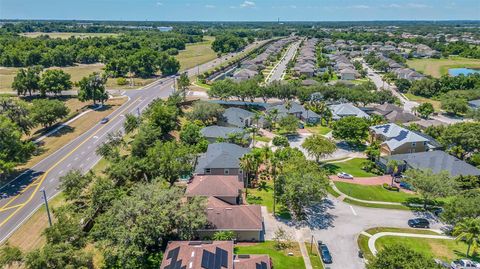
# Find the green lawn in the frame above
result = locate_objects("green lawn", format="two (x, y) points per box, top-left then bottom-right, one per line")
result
(305, 125), (332, 135)
(376, 236), (479, 263)
(305, 242), (324, 269)
(406, 56), (480, 78)
(177, 36), (217, 71)
(234, 241), (305, 269)
(323, 158), (378, 177)
(343, 198), (412, 210)
(247, 180), (291, 219)
(255, 136), (272, 143)
(334, 181), (417, 203)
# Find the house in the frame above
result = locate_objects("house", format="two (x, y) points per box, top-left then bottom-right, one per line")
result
(195, 143), (251, 178)
(379, 151), (480, 177)
(198, 197), (264, 241)
(468, 99), (480, 110)
(329, 103), (370, 120)
(232, 69), (258, 82)
(369, 123), (433, 155)
(393, 68), (425, 81)
(339, 68), (358, 80)
(266, 102), (320, 123)
(201, 126), (249, 144)
(373, 103), (419, 123)
(160, 241), (272, 269)
(185, 175), (244, 205)
(219, 107), (255, 128)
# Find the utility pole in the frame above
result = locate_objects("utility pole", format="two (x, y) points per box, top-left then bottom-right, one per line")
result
(40, 189), (52, 227)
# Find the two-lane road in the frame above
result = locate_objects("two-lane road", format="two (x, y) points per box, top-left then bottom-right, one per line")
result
(0, 44), (263, 243)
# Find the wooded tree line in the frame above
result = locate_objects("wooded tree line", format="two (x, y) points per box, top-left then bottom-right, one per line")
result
(0, 31), (196, 69)
(207, 78), (398, 106)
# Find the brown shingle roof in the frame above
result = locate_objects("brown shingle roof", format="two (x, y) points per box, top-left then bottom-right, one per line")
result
(186, 175), (244, 198)
(203, 199), (263, 231)
(160, 241), (234, 269)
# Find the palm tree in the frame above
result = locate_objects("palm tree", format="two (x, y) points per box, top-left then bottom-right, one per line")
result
(453, 218), (480, 257)
(240, 154), (254, 197)
(387, 160), (401, 186)
(250, 112), (261, 147)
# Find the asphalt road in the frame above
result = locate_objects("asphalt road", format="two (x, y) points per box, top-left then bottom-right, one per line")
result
(307, 197), (444, 269)
(267, 39), (301, 83)
(0, 48), (253, 244)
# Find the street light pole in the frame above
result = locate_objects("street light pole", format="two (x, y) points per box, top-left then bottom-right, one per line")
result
(40, 189), (52, 227)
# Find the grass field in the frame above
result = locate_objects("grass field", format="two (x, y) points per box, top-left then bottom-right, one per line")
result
(407, 56), (480, 78)
(376, 236), (478, 263)
(323, 158), (378, 177)
(20, 32), (119, 39)
(334, 181), (417, 203)
(305, 125), (332, 135)
(247, 180), (291, 219)
(177, 36), (217, 71)
(306, 242), (325, 269)
(404, 93), (442, 111)
(234, 241), (305, 269)
(343, 197), (412, 210)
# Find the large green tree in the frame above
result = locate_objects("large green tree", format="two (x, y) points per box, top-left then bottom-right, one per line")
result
(92, 184), (207, 268)
(442, 190), (480, 224)
(415, 102), (434, 119)
(452, 217), (480, 258)
(186, 101), (224, 125)
(12, 66), (42, 96)
(332, 116), (370, 145)
(77, 72), (108, 105)
(368, 244), (440, 269)
(404, 169), (457, 209)
(31, 99), (70, 128)
(0, 97), (35, 135)
(302, 134), (336, 163)
(39, 69), (72, 96)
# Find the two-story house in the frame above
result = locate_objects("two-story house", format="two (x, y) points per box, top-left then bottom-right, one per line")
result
(369, 123), (433, 155)
(194, 143), (251, 179)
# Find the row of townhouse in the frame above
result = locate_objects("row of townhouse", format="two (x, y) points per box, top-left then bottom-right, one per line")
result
(328, 54), (360, 80)
(293, 38), (318, 77)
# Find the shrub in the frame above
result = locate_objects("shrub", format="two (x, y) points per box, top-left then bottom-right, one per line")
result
(116, 77), (127, 86)
(383, 183), (399, 192)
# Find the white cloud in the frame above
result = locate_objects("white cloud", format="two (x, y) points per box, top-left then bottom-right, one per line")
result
(382, 3), (402, 8)
(289, 5), (297, 9)
(240, 1), (256, 8)
(205, 4), (215, 8)
(407, 3), (429, 8)
(156, 2), (163, 6)
(348, 4), (370, 9)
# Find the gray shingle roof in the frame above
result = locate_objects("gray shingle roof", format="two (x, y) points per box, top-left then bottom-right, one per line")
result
(329, 103), (370, 120)
(201, 126), (246, 139)
(221, 107), (254, 128)
(384, 151), (480, 177)
(195, 143), (250, 173)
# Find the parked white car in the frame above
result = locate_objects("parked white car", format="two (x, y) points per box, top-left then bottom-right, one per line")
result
(337, 172), (354, 179)
(451, 259), (480, 269)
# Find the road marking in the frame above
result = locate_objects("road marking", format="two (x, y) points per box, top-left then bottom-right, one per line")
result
(59, 170), (63, 175)
(81, 151), (85, 155)
(67, 163), (72, 168)
(49, 178), (55, 183)
(93, 136), (99, 139)
(74, 157), (78, 161)
(86, 157), (90, 161)
(0, 203), (24, 212)
(349, 205), (357, 216)
(0, 97), (141, 229)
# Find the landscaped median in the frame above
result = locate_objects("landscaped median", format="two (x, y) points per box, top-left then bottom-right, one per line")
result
(357, 227), (477, 265)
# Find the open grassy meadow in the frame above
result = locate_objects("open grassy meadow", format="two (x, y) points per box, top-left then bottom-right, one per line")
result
(177, 36), (217, 71)
(407, 57), (480, 78)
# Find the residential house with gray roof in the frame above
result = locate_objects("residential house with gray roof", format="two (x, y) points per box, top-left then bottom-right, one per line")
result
(373, 103), (419, 123)
(266, 101), (320, 124)
(329, 103), (370, 120)
(201, 125), (249, 144)
(369, 123), (434, 155)
(219, 107), (255, 128)
(195, 143), (250, 178)
(379, 151), (480, 177)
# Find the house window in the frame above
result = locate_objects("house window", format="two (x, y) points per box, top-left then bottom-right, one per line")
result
(423, 141), (427, 146)
(224, 169), (230, 175)
(205, 168), (211, 174)
(412, 142), (416, 147)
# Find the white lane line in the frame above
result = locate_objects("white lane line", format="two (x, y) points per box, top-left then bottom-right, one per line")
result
(49, 178), (55, 183)
(93, 136), (99, 139)
(87, 146), (91, 149)
(74, 157), (78, 161)
(58, 170), (64, 175)
(67, 163), (72, 167)
(81, 151), (85, 155)
(350, 205), (357, 216)
(86, 157), (90, 161)
(79, 163), (84, 168)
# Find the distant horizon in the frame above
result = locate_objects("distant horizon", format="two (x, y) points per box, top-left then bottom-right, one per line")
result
(1, 0), (479, 22)
(2, 19), (480, 23)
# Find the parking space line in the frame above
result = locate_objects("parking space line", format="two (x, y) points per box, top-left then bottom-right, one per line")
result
(350, 205), (357, 216)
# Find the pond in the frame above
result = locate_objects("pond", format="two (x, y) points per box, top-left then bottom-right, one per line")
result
(448, 67), (480, 76)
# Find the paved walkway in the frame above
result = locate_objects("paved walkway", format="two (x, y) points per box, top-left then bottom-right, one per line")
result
(368, 231), (452, 256)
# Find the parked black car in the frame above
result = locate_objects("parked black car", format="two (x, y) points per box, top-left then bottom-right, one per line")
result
(408, 218), (430, 228)
(318, 242), (332, 264)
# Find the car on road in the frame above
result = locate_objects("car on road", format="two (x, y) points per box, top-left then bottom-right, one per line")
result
(1, 193), (8, 199)
(100, 117), (109, 124)
(337, 172), (354, 179)
(451, 259), (480, 268)
(318, 242), (332, 264)
(408, 218), (430, 228)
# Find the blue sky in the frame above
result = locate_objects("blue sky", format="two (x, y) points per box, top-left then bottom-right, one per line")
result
(0, 0), (479, 21)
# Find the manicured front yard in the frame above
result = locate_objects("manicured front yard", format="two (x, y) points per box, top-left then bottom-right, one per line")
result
(323, 158), (378, 177)
(305, 125), (332, 135)
(334, 181), (417, 203)
(234, 241), (305, 269)
(376, 236), (479, 263)
(247, 180), (291, 219)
